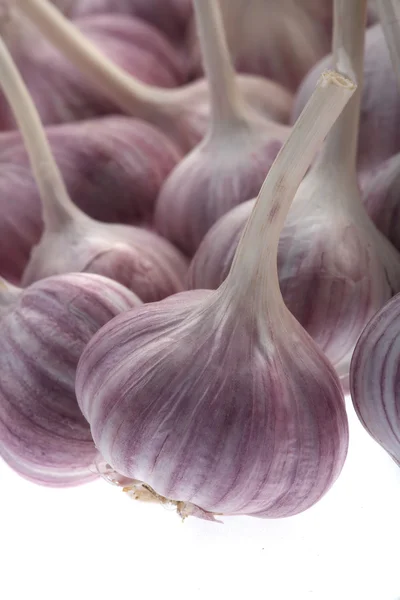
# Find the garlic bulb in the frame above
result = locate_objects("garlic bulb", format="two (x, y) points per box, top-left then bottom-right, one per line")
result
(76, 71), (354, 520)
(0, 34), (188, 300)
(154, 0), (289, 256)
(16, 0), (293, 152)
(350, 292), (400, 467)
(190, 0), (400, 390)
(0, 115), (181, 284)
(0, 272), (141, 486)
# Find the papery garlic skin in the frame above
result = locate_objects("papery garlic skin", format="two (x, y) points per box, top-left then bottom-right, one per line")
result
(154, 121), (287, 256)
(188, 199), (253, 290)
(350, 293), (400, 467)
(76, 289), (348, 518)
(21, 220), (188, 303)
(75, 68), (355, 519)
(190, 176), (400, 387)
(277, 174), (400, 385)
(0, 273), (141, 486)
(154, 0), (289, 257)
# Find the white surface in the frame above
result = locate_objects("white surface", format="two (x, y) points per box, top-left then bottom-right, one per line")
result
(1, 397), (399, 600)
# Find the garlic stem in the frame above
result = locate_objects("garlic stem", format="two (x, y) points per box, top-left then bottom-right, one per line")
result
(319, 0), (367, 174)
(225, 71), (356, 307)
(192, 0), (243, 128)
(0, 34), (81, 231)
(376, 0), (400, 87)
(14, 0), (171, 121)
(0, 276), (21, 314)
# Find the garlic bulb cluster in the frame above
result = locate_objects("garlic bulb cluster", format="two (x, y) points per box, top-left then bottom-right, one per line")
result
(350, 292), (400, 467)
(0, 2), (187, 130)
(154, 0), (289, 256)
(0, 273), (141, 486)
(190, 0), (400, 390)
(0, 34), (187, 300)
(76, 72), (353, 520)
(16, 0), (293, 153)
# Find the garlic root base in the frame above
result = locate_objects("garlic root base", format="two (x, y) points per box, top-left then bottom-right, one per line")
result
(96, 460), (222, 522)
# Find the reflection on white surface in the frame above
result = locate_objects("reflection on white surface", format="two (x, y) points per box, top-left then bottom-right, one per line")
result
(1, 397), (399, 600)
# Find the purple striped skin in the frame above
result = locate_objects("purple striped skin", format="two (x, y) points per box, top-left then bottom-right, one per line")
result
(0, 14), (186, 132)
(0, 272), (141, 487)
(292, 25), (400, 178)
(363, 154), (400, 254)
(76, 289), (348, 519)
(21, 217), (188, 303)
(350, 294), (400, 467)
(154, 120), (289, 257)
(0, 116), (182, 285)
(189, 182), (400, 389)
(188, 200), (252, 289)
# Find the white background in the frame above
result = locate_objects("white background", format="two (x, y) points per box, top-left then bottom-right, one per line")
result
(1, 396), (399, 600)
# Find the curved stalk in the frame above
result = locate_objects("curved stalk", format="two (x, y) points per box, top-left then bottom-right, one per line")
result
(0, 34), (81, 231)
(225, 71), (356, 308)
(318, 0), (368, 175)
(14, 0), (174, 120)
(192, 0), (243, 130)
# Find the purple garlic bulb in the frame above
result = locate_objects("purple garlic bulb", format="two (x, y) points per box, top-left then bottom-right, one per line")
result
(350, 292), (400, 467)
(0, 115), (181, 285)
(17, 0), (293, 153)
(191, 0), (400, 390)
(76, 71), (353, 520)
(0, 37), (187, 300)
(154, 0), (289, 256)
(0, 272), (141, 486)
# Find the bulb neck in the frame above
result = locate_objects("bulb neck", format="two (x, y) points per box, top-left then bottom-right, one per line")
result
(193, 0), (245, 131)
(0, 31), (85, 233)
(222, 72), (356, 317)
(321, 0), (367, 171)
(0, 277), (21, 317)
